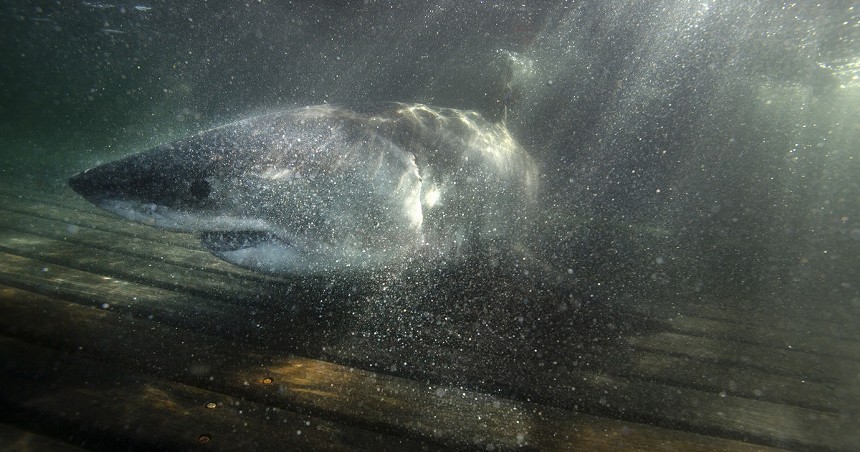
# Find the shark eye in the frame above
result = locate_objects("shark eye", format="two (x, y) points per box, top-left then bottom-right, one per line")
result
(189, 178), (211, 200)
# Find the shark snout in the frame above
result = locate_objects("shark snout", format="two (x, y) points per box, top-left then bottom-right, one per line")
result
(68, 167), (112, 203)
(69, 151), (212, 209)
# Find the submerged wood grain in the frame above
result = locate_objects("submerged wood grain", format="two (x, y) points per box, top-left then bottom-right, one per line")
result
(0, 337), (430, 452)
(0, 284), (783, 451)
(1, 187), (857, 449)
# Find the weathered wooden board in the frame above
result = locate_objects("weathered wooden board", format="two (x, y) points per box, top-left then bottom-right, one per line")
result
(0, 245), (853, 414)
(0, 278), (852, 449)
(627, 332), (860, 385)
(5, 187), (856, 341)
(0, 233), (853, 405)
(0, 284), (781, 451)
(633, 294), (860, 342)
(0, 337), (432, 451)
(4, 190), (856, 358)
(617, 349), (852, 413)
(0, 189), (202, 250)
(654, 313), (860, 361)
(0, 194), (852, 359)
(0, 422), (88, 452)
(0, 254), (848, 448)
(0, 226), (277, 300)
(1, 187), (857, 450)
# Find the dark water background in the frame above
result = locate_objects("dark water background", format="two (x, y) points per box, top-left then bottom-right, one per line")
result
(1, 0), (859, 419)
(3, 0), (857, 299)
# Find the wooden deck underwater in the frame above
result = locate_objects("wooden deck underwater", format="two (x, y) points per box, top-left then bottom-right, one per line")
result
(0, 186), (857, 451)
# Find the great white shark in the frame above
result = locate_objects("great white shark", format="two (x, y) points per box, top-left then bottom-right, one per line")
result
(69, 103), (539, 276)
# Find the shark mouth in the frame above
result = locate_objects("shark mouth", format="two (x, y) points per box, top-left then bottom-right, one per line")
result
(199, 230), (292, 252)
(198, 230), (307, 274)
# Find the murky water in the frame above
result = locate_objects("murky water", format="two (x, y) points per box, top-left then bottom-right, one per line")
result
(1, 1), (858, 449)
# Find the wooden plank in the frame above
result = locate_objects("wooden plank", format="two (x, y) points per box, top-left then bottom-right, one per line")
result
(4, 187), (857, 352)
(0, 189), (200, 250)
(1, 246), (852, 415)
(1, 239), (855, 408)
(635, 296), (860, 342)
(0, 337), (430, 451)
(0, 423), (88, 452)
(0, 207), (296, 289)
(0, 191), (303, 288)
(0, 213), (369, 303)
(656, 313), (860, 362)
(0, 251), (251, 338)
(0, 283), (833, 450)
(3, 196), (856, 368)
(616, 349), (854, 413)
(0, 289), (784, 450)
(0, 249), (362, 356)
(3, 187), (858, 335)
(0, 227), (292, 302)
(628, 332), (860, 385)
(1, 189), (855, 448)
(325, 334), (859, 450)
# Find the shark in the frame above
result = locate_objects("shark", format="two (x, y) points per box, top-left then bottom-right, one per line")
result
(69, 103), (538, 276)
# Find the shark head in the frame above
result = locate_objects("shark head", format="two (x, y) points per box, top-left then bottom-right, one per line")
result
(69, 141), (221, 229)
(69, 107), (427, 275)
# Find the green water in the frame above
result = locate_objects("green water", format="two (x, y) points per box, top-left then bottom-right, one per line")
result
(1, 0), (858, 392)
